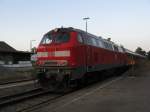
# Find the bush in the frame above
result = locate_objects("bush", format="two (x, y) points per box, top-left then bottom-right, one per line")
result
(147, 51), (150, 60)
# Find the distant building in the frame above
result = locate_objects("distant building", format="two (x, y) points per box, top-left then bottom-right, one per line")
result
(0, 41), (32, 65)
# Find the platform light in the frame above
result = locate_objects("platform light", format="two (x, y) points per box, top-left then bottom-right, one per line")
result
(54, 50), (70, 57)
(83, 17), (90, 33)
(30, 40), (36, 52)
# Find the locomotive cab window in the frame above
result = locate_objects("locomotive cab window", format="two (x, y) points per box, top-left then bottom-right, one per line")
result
(54, 33), (70, 43)
(40, 33), (70, 44)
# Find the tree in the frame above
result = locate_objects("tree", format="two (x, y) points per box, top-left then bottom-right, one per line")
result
(147, 51), (150, 60)
(31, 47), (37, 53)
(135, 47), (146, 56)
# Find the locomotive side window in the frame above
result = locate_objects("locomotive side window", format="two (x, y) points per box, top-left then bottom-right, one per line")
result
(97, 40), (104, 48)
(77, 34), (83, 43)
(91, 38), (97, 47)
(84, 36), (93, 46)
(82, 33), (105, 48)
(82, 34), (88, 45)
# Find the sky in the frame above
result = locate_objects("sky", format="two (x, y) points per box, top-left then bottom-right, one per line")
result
(0, 0), (150, 51)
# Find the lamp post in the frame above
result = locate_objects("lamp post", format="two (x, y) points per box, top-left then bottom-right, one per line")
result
(83, 17), (90, 33)
(30, 40), (36, 52)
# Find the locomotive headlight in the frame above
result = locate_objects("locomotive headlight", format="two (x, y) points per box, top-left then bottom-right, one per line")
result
(37, 50), (70, 57)
(54, 50), (70, 57)
(37, 52), (48, 57)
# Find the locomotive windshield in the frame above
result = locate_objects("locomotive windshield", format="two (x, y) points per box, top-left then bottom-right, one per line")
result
(41, 34), (53, 44)
(40, 33), (70, 44)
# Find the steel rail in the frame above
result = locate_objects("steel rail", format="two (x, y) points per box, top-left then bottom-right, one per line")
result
(0, 88), (47, 107)
(0, 79), (37, 85)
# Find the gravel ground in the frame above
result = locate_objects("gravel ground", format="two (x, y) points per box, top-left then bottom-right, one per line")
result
(0, 66), (36, 84)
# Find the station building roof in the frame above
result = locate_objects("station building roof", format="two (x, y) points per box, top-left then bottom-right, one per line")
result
(0, 41), (17, 53)
(0, 41), (31, 54)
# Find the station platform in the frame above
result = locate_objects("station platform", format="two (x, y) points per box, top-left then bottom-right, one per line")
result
(36, 62), (150, 112)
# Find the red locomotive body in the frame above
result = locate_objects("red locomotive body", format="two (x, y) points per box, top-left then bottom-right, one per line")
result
(35, 27), (141, 90)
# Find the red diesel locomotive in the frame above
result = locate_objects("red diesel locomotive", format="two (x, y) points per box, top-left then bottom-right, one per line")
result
(35, 27), (142, 90)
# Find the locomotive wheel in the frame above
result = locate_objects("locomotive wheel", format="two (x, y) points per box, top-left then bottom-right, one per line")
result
(76, 74), (88, 88)
(56, 76), (71, 93)
(37, 73), (72, 93)
(37, 73), (59, 91)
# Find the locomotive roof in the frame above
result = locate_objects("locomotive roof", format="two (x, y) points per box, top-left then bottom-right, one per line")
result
(45, 27), (86, 35)
(46, 27), (142, 52)
(66, 28), (121, 46)
(45, 27), (124, 47)
(45, 27), (109, 41)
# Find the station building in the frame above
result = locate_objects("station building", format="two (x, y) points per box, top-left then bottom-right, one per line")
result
(0, 41), (31, 65)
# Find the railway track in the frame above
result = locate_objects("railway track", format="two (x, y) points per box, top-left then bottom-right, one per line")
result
(0, 71), (127, 112)
(0, 88), (45, 107)
(0, 79), (39, 98)
(0, 78), (64, 111)
(0, 87), (64, 112)
(0, 79), (37, 86)
(16, 74), (123, 112)
(18, 93), (63, 112)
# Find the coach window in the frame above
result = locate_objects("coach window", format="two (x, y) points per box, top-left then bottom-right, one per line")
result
(114, 45), (119, 52)
(77, 34), (83, 43)
(106, 43), (110, 49)
(118, 47), (123, 52)
(104, 42), (108, 49)
(108, 43), (113, 50)
(121, 46), (125, 52)
(103, 42), (106, 49)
